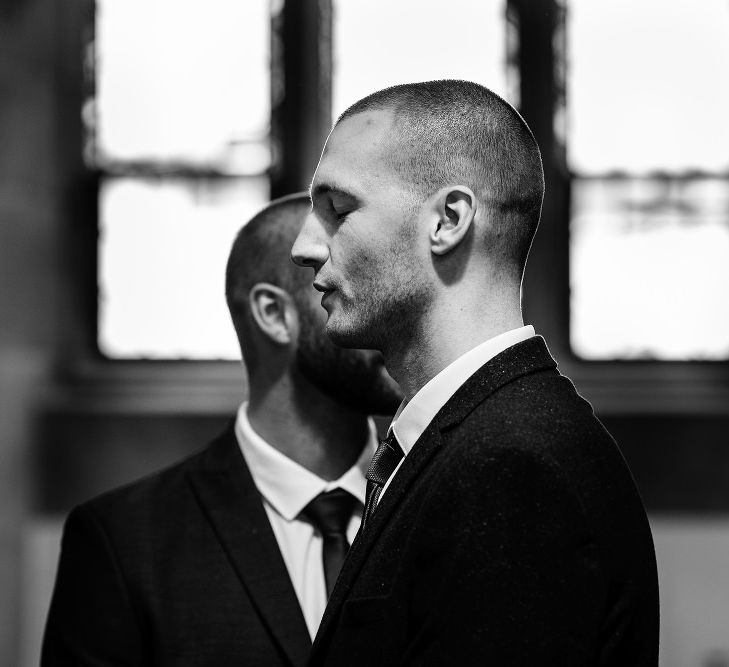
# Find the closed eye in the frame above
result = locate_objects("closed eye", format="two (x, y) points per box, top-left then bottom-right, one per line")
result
(310, 183), (361, 225)
(333, 207), (352, 223)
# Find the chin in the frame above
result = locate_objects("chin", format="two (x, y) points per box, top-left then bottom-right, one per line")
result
(324, 318), (375, 350)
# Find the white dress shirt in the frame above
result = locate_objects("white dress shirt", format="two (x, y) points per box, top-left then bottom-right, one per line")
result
(234, 403), (377, 639)
(381, 325), (536, 499)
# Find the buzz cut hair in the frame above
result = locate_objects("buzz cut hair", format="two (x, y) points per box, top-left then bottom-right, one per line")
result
(338, 79), (545, 275)
(225, 192), (311, 370)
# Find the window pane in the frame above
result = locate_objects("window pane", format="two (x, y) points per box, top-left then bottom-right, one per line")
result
(568, 0), (729, 174)
(332, 0), (509, 118)
(93, 0), (270, 172)
(98, 177), (268, 359)
(568, 0), (729, 360)
(570, 177), (729, 360)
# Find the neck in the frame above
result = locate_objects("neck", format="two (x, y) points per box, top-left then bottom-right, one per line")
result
(384, 290), (523, 401)
(247, 372), (370, 481)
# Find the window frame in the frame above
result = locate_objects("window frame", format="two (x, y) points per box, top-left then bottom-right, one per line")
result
(53, 0), (729, 417)
(511, 0), (729, 416)
(52, 0), (333, 414)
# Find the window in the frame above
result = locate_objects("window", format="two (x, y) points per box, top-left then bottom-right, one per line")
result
(56, 0), (729, 413)
(93, 0), (271, 359)
(331, 0), (508, 117)
(567, 0), (729, 360)
(94, 0), (511, 360)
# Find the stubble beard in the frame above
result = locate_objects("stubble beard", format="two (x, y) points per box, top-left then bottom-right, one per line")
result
(294, 292), (403, 415)
(324, 274), (426, 358)
(327, 211), (426, 355)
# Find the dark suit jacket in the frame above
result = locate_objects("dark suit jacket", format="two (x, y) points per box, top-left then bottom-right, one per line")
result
(311, 337), (659, 666)
(42, 425), (312, 667)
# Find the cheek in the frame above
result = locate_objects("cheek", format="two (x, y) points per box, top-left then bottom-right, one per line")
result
(333, 218), (420, 295)
(332, 233), (377, 280)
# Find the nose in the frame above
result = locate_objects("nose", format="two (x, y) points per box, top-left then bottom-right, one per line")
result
(291, 213), (329, 271)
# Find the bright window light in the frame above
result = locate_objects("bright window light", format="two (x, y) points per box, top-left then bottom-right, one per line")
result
(94, 0), (271, 359)
(94, 0), (270, 172)
(98, 177), (268, 360)
(332, 0), (509, 118)
(569, 0), (729, 359)
(570, 177), (729, 360)
(568, 0), (729, 174)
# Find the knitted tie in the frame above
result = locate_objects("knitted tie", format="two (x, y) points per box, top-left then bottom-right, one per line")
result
(301, 489), (358, 598)
(362, 433), (403, 530)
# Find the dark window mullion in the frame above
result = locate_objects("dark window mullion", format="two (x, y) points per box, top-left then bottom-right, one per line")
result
(507, 0), (570, 356)
(270, 0), (333, 198)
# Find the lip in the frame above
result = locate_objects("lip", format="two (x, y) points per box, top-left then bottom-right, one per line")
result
(319, 289), (333, 306)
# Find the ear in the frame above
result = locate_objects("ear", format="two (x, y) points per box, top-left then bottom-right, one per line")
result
(249, 283), (299, 346)
(429, 187), (477, 256)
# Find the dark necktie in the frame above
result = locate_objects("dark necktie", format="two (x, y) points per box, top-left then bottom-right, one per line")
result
(301, 489), (358, 598)
(362, 433), (404, 530)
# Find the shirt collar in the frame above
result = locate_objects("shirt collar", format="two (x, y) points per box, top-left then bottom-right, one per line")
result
(234, 402), (376, 521)
(391, 325), (535, 455)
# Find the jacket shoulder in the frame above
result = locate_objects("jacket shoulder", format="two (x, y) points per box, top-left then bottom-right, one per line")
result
(74, 424), (239, 536)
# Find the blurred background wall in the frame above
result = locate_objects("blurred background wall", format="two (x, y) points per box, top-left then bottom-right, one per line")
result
(1, 0), (58, 660)
(1, 0), (728, 665)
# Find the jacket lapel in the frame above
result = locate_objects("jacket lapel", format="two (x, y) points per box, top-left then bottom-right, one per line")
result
(436, 335), (558, 431)
(312, 336), (559, 655)
(313, 419), (443, 652)
(187, 426), (311, 667)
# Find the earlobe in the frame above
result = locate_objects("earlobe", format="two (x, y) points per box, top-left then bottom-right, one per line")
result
(430, 187), (476, 256)
(249, 283), (297, 345)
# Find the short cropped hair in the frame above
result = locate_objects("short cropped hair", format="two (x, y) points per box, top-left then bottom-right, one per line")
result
(225, 193), (310, 370)
(339, 80), (545, 274)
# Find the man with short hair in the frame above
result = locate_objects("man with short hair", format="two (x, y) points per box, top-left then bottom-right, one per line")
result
(292, 80), (659, 665)
(42, 193), (402, 666)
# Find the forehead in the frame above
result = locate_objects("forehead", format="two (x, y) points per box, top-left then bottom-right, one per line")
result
(312, 109), (398, 195)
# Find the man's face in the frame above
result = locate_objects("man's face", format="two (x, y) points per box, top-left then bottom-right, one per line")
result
(293, 281), (403, 415)
(291, 110), (429, 352)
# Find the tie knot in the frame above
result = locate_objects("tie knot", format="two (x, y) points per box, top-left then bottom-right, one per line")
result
(365, 433), (404, 487)
(301, 489), (357, 537)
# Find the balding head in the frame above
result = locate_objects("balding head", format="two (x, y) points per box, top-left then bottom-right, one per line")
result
(338, 80), (545, 275)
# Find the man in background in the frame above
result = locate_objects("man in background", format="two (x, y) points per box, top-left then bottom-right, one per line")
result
(42, 193), (402, 666)
(292, 80), (659, 665)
